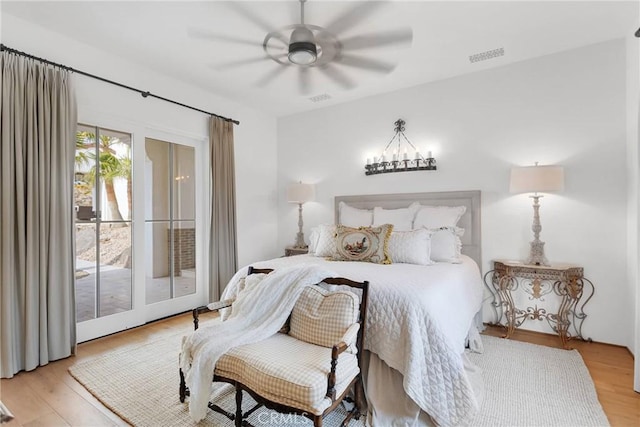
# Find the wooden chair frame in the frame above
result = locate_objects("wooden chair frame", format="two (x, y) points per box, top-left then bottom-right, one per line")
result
(179, 267), (369, 427)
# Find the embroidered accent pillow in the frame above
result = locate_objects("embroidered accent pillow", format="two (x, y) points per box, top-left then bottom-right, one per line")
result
(388, 229), (433, 265)
(289, 286), (359, 348)
(414, 205), (466, 229)
(372, 202), (420, 232)
(429, 226), (464, 263)
(313, 224), (337, 257)
(332, 224), (393, 264)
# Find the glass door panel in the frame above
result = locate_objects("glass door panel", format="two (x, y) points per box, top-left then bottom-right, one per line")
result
(173, 145), (196, 298)
(75, 124), (132, 322)
(145, 138), (196, 304)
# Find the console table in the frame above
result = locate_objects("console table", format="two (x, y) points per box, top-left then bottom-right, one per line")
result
(484, 260), (594, 349)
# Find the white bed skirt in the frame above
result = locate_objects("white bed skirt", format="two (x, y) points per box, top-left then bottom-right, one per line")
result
(362, 350), (485, 427)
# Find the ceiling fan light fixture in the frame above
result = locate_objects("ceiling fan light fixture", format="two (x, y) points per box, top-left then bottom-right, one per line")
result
(288, 25), (317, 65)
(288, 41), (317, 65)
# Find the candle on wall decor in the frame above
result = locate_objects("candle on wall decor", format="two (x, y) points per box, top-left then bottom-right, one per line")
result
(363, 119), (437, 176)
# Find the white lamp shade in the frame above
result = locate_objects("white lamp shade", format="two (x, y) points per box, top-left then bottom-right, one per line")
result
(287, 182), (315, 203)
(510, 165), (564, 193)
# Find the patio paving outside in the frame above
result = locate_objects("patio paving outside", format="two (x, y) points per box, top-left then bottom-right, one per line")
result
(75, 261), (196, 322)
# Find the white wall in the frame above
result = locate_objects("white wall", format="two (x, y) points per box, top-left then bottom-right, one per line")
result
(628, 30), (640, 389)
(277, 40), (632, 347)
(2, 13), (280, 278)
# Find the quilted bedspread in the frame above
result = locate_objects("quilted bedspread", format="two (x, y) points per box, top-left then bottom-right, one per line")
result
(221, 255), (484, 426)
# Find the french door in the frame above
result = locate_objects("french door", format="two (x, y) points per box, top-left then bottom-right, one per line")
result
(74, 124), (208, 342)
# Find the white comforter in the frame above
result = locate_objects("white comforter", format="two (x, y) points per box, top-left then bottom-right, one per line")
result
(221, 255), (483, 426)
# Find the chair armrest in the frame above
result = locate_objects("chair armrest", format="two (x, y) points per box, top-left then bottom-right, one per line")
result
(339, 323), (360, 348)
(206, 299), (234, 312)
(326, 341), (349, 400)
(192, 299), (234, 330)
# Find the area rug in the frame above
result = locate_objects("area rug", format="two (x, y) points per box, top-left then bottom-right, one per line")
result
(69, 325), (609, 427)
(467, 337), (609, 427)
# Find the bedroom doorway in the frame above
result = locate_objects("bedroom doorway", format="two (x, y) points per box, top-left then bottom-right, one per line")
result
(74, 124), (208, 342)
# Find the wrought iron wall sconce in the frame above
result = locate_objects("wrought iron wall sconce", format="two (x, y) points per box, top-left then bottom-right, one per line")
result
(364, 119), (437, 176)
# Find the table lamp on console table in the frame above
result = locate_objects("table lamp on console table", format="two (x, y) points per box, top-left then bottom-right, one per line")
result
(510, 162), (564, 266)
(287, 182), (315, 249)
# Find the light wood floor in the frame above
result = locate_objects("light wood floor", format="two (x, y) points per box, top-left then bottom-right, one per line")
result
(1, 316), (638, 426)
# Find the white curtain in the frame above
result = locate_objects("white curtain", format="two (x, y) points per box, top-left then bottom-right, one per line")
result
(209, 116), (238, 301)
(0, 52), (77, 378)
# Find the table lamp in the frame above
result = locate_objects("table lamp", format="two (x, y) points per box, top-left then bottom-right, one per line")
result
(287, 182), (315, 248)
(510, 163), (564, 266)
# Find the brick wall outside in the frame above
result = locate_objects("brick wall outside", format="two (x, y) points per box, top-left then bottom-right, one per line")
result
(168, 227), (195, 275)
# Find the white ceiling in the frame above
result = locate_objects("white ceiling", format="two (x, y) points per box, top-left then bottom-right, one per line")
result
(2, 1), (638, 117)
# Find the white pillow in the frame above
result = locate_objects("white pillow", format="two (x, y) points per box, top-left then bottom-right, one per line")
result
(314, 224), (337, 257)
(388, 229), (433, 265)
(308, 226), (320, 254)
(372, 202), (420, 232)
(414, 205), (466, 229)
(429, 226), (464, 263)
(339, 202), (373, 227)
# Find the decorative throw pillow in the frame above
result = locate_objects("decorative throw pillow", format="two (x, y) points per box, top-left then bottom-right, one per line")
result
(308, 226), (320, 254)
(332, 224), (393, 264)
(372, 202), (420, 232)
(314, 224), (337, 257)
(289, 286), (359, 348)
(414, 205), (466, 229)
(388, 229), (433, 265)
(339, 201), (373, 228)
(429, 226), (464, 263)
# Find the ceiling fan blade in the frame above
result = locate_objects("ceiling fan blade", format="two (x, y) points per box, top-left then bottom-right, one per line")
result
(336, 54), (397, 74)
(324, 1), (385, 36)
(298, 67), (311, 95)
(225, 2), (288, 46)
(212, 56), (271, 71)
(188, 28), (263, 48)
(318, 64), (355, 90)
(341, 29), (413, 51)
(255, 65), (288, 87)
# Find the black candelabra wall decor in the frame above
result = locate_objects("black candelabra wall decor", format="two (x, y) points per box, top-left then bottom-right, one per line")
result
(364, 119), (437, 176)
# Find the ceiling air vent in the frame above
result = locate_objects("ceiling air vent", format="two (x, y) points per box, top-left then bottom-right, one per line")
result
(469, 48), (505, 64)
(308, 93), (332, 103)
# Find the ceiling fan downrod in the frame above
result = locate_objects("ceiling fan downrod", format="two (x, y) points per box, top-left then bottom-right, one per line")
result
(288, 0), (318, 66)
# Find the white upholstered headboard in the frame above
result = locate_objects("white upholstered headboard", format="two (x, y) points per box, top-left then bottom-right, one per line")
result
(334, 191), (482, 267)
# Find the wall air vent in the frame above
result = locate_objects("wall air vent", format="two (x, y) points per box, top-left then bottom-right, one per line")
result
(308, 93), (332, 103)
(469, 47), (505, 64)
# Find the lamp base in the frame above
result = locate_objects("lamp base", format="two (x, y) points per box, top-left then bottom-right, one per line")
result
(525, 240), (549, 266)
(293, 232), (307, 249)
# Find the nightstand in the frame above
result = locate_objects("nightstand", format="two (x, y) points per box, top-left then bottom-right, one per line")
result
(284, 246), (309, 257)
(484, 259), (594, 349)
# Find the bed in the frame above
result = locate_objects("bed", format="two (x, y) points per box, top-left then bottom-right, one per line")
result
(220, 191), (484, 426)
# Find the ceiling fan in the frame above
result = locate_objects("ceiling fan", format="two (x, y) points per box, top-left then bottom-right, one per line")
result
(189, 0), (413, 95)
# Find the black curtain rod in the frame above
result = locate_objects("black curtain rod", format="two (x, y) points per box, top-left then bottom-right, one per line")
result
(0, 44), (239, 125)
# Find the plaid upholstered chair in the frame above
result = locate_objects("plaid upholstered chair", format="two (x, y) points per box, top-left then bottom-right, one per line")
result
(180, 267), (369, 427)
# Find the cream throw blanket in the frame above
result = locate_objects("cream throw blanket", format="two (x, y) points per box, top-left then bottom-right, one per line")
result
(179, 265), (334, 422)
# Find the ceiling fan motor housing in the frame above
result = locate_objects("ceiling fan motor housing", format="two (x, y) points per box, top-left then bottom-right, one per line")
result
(288, 25), (317, 65)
